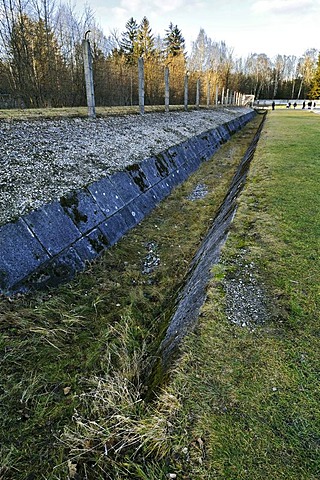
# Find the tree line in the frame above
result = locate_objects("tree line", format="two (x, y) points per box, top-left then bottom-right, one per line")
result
(0, 0), (319, 108)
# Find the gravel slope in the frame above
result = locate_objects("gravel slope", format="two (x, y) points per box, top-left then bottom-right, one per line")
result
(0, 107), (252, 226)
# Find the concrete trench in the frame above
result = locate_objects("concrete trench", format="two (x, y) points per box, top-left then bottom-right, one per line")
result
(157, 111), (267, 372)
(0, 110), (256, 296)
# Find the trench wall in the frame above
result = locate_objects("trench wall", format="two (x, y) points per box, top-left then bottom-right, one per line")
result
(0, 110), (256, 294)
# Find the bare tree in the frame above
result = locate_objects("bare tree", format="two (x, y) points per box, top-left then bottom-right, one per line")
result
(296, 49), (318, 99)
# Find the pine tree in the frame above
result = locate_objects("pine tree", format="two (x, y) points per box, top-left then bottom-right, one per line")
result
(136, 16), (154, 58)
(120, 17), (139, 60)
(163, 23), (186, 104)
(164, 22), (185, 57)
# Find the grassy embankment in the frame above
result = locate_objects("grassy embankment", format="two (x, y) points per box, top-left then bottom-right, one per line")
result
(1, 110), (319, 479)
(0, 113), (262, 479)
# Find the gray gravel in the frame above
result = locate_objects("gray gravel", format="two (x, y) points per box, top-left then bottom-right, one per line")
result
(223, 251), (270, 329)
(0, 107), (252, 226)
(186, 183), (209, 201)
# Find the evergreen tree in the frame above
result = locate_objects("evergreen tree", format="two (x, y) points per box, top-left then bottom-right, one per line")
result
(136, 16), (154, 58)
(163, 23), (186, 104)
(164, 22), (185, 57)
(120, 17), (139, 60)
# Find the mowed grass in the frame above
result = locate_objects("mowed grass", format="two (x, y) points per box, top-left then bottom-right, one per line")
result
(0, 115), (263, 479)
(159, 109), (320, 479)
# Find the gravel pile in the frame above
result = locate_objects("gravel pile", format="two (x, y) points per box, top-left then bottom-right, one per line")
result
(0, 107), (251, 226)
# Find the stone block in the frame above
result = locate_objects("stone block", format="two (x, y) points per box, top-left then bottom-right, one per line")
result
(118, 205), (140, 230)
(172, 167), (189, 184)
(217, 124), (231, 142)
(165, 170), (182, 190)
(125, 200), (145, 225)
(126, 164), (151, 192)
(189, 135), (203, 156)
(154, 178), (172, 199)
(165, 150), (179, 171)
(153, 151), (177, 178)
(130, 190), (158, 217)
(0, 219), (50, 291)
(230, 118), (241, 132)
(109, 170), (141, 203)
(208, 129), (224, 147)
(28, 247), (85, 290)
(88, 176), (125, 217)
(99, 213), (131, 246)
(24, 201), (81, 256)
(199, 132), (212, 151)
(149, 182), (167, 203)
(166, 144), (187, 167)
(180, 139), (198, 161)
(139, 157), (162, 187)
(74, 228), (109, 262)
(60, 189), (105, 234)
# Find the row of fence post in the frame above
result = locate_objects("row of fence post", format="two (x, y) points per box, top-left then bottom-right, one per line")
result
(83, 38), (246, 118)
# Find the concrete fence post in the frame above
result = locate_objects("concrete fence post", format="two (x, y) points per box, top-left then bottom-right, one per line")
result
(196, 78), (200, 108)
(215, 85), (219, 105)
(138, 57), (145, 115)
(207, 80), (210, 107)
(184, 73), (189, 111)
(82, 33), (96, 118)
(165, 66), (170, 113)
(221, 87), (225, 106)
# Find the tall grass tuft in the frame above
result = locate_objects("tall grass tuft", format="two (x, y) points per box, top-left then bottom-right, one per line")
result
(61, 316), (181, 476)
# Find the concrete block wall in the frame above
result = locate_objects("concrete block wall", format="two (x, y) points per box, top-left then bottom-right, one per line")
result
(0, 110), (256, 294)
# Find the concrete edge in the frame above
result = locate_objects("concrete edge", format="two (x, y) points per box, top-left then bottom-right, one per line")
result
(0, 110), (256, 295)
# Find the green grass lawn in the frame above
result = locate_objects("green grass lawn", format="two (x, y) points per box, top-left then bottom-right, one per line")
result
(0, 110), (319, 479)
(160, 109), (320, 479)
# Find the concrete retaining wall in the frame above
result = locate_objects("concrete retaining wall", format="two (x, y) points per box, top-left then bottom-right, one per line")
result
(0, 110), (256, 295)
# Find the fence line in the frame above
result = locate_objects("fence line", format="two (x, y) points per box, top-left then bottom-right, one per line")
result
(1, 39), (252, 112)
(82, 38), (252, 116)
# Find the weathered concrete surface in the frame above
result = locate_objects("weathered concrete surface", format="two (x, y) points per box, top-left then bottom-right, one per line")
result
(0, 109), (256, 295)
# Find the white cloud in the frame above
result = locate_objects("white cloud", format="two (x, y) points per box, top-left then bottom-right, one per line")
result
(252, 0), (318, 15)
(152, 0), (205, 13)
(110, 0), (205, 20)
(110, 0), (147, 28)
(119, 0), (144, 8)
(152, 0), (184, 12)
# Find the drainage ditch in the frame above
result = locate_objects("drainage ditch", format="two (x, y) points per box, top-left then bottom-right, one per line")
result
(144, 111), (267, 395)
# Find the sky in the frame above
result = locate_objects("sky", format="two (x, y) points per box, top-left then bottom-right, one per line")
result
(76, 0), (320, 59)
